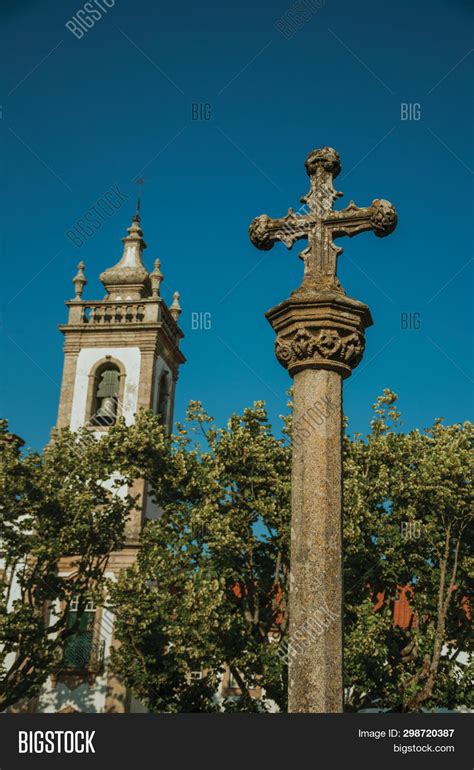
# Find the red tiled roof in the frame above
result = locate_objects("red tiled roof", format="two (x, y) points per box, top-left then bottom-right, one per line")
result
(374, 584), (470, 629)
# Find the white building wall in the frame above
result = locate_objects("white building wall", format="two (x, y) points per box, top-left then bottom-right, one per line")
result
(0, 558), (25, 674)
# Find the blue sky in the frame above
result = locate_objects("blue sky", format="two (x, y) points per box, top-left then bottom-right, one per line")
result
(1, 0), (473, 451)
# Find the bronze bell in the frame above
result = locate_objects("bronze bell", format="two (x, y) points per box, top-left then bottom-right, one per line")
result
(92, 367), (119, 425)
(95, 396), (117, 423)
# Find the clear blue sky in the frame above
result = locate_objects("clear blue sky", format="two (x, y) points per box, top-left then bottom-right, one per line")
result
(1, 0), (473, 451)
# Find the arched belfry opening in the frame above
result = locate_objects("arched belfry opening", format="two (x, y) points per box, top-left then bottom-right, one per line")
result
(90, 363), (121, 426)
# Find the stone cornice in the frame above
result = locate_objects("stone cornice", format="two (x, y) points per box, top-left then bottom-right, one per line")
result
(60, 325), (186, 365)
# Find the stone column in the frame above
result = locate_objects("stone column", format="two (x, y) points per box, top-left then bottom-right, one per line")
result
(290, 367), (342, 712)
(266, 290), (372, 713)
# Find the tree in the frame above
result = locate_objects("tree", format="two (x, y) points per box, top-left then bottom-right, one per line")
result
(343, 391), (473, 712)
(3, 391), (471, 713)
(109, 394), (472, 712)
(0, 420), (133, 711)
(107, 403), (290, 712)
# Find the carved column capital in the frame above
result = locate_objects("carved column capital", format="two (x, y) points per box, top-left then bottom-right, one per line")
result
(275, 326), (365, 377)
(266, 290), (372, 379)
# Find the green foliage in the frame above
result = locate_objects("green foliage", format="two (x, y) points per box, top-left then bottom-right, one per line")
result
(343, 391), (473, 711)
(109, 394), (472, 712)
(1, 390), (472, 713)
(108, 403), (291, 712)
(0, 420), (134, 710)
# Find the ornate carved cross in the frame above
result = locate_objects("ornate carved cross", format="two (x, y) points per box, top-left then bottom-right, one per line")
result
(249, 146), (397, 293)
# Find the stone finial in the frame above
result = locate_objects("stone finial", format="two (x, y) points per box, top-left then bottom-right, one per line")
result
(99, 214), (149, 300)
(72, 261), (87, 299)
(169, 291), (182, 322)
(150, 258), (164, 297)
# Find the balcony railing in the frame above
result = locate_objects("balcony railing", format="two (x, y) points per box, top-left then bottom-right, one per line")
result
(64, 298), (180, 338)
(61, 635), (106, 673)
(82, 303), (146, 324)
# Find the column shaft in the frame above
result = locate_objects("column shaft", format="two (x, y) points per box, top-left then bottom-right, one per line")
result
(288, 368), (343, 713)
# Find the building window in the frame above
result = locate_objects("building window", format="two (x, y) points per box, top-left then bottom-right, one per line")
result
(228, 670), (239, 689)
(157, 371), (170, 427)
(90, 364), (120, 426)
(188, 668), (203, 683)
(221, 666), (241, 696)
(63, 598), (96, 670)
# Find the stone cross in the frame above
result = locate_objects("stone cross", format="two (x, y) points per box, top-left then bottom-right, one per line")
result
(249, 147), (397, 713)
(250, 146), (397, 294)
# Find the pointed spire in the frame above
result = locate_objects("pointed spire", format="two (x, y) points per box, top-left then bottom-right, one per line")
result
(150, 258), (163, 297)
(72, 261), (87, 299)
(99, 212), (149, 300)
(170, 291), (182, 322)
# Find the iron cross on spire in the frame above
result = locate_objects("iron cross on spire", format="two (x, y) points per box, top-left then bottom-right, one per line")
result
(249, 146), (397, 293)
(134, 176), (145, 221)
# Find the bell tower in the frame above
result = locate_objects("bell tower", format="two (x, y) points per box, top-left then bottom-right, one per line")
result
(35, 207), (185, 714)
(56, 207), (185, 542)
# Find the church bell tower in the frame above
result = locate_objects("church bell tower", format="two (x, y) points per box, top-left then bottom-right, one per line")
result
(56, 207), (185, 539)
(41, 206), (185, 713)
